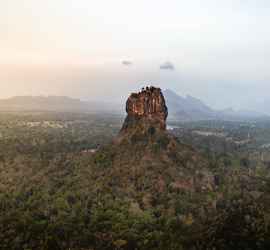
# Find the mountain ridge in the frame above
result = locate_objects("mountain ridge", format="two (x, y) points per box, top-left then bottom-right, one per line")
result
(0, 95), (122, 113)
(0, 91), (267, 120)
(163, 89), (268, 121)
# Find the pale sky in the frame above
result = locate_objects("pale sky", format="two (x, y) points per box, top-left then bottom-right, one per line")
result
(1, 0), (270, 111)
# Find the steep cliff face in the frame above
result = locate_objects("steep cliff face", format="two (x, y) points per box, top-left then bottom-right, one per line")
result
(92, 86), (215, 217)
(121, 87), (168, 134)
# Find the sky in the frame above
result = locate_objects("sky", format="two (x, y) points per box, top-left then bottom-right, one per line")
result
(1, 0), (270, 111)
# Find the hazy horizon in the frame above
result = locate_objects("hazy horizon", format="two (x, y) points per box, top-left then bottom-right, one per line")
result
(2, 0), (270, 112)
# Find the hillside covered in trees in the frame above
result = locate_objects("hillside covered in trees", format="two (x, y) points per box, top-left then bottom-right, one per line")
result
(1, 88), (270, 249)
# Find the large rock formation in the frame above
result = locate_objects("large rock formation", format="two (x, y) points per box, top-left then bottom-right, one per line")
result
(93, 86), (215, 219)
(121, 86), (168, 134)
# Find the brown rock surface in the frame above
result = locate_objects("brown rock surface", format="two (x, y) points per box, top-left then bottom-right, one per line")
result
(121, 86), (168, 133)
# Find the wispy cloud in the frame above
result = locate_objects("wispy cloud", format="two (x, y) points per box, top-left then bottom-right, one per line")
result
(122, 60), (133, 66)
(160, 62), (175, 70)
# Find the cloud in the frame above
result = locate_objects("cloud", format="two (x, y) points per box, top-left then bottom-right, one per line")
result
(122, 60), (133, 66)
(160, 61), (175, 70)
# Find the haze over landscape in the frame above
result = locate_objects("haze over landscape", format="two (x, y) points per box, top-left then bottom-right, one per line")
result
(3, 1), (270, 249)
(2, 0), (270, 111)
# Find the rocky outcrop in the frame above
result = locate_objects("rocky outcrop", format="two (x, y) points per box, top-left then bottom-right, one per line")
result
(121, 86), (168, 133)
(104, 86), (215, 209)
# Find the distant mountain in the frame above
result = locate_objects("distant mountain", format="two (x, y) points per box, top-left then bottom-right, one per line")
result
(163, 89), (216, 121)
(0, 96), (122, 113)
(219, 108), (266, 119)
(164, 89), (268, 121)
(0, 92), (267, 121)
(0, 96), (85, 111)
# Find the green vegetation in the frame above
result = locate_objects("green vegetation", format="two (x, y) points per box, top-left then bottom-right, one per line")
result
(1, 113), (270, 249)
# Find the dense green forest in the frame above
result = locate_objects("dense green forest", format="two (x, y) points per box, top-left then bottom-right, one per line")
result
(1, 112), (270, 249)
